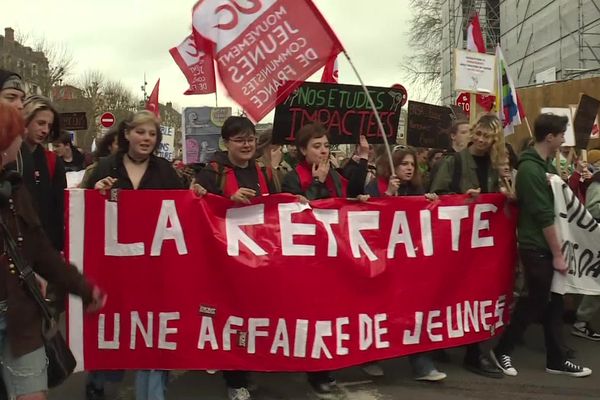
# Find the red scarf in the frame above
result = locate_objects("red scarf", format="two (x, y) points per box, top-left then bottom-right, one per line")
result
(377, 176), (389, 197)
(214, 162), (269, 197)
(296, 161), (347, 197)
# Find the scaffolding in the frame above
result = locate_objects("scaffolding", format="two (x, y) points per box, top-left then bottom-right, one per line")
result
(499, 0), (600, 87)
(440, 0), (500, 105)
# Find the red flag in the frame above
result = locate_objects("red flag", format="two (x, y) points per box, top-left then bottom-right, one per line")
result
(466, 12), (486, 53)
(170, 34), (217, 95)
(145, 79), (160, 118)
(320, 54), (339, 83)
(192, 0), (344, 121)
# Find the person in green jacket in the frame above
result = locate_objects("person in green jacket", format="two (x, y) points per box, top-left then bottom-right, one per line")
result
(429, 114), (503, 195)
(491, 113), (592, 378)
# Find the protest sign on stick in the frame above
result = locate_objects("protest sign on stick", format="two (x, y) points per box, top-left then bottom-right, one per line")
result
(573, 94), (600, 153)
(272, 81), (402, 144)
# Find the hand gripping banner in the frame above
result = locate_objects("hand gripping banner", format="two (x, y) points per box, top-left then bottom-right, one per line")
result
(66, 190), (517, 371)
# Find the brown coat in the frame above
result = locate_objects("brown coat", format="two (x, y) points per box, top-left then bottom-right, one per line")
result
(0, 182), (92, 357)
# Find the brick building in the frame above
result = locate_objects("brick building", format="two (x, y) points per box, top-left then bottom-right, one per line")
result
(0, 27), (48, 96)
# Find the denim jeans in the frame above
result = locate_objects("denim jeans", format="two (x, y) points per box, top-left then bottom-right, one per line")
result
(409, 353), (436, 378)
(0, 310), (47, 398)
(135, 370), (169, 400)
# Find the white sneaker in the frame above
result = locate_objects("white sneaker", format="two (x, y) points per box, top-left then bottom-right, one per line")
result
(546, 361), (592, 377)
(361, 362), (384, 377)
(414, 369), (447, 382)
(228, 387), (251, 400)
(490, 349), (518, 377)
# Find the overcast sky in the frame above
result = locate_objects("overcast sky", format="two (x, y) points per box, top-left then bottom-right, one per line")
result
(1, 0), (417, 122)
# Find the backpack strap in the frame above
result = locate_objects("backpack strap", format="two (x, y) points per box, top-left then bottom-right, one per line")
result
(450, 152), (462, 194)
(44, 149), (57, 180)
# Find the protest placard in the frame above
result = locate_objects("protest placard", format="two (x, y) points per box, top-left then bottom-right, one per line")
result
(573, 94), (600, 150)
(182, 107), (231, 164)
(454, 49), (496, 94)
(272, 81), (402, 144)
(406, 101), (453, 149)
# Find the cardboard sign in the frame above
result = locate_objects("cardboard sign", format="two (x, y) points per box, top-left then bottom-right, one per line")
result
(158, 126), (175, 161)
(541, 108), (575, 147)
(272, 81), (402, 145)
(573, 95), (600, 149)
(59, 112), (88, 131)
(454, 49), (496, 94)
(406, 101), (453, 149)
(182, 107), (232, 164)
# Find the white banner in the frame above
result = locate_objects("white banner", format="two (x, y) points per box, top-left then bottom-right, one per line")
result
(158, 125), (175, 161)
(550, 175), (600, 295)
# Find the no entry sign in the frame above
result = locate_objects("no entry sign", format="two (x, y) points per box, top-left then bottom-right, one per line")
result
(100, 112), (116, 128)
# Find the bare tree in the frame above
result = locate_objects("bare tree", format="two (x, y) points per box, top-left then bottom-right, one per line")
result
(15, 31), (74, 96)
(78, 70), (106, 119)
(33, 37), (74, 96)
(401, 0), (442, 102)
(103, 80), (137, 121)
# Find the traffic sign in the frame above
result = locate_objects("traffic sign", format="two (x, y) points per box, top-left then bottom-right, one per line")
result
(456, 92), (496, 117)
(100, 112), (116, 128)
(391, 84), (408, 107)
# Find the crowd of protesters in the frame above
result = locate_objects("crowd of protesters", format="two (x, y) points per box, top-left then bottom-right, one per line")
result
(0, 67), (599, 400)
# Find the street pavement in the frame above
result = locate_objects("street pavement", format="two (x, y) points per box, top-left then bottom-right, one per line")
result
(50, 322), (600, 400)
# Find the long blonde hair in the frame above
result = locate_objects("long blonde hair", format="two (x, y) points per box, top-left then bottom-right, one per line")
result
(471, 114), (504, 169)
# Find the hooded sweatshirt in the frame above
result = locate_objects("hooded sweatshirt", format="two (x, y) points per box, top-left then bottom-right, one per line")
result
(515, 147), (558, 252)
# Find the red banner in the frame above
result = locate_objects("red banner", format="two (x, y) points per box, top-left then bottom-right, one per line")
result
(170, 34), (217, 95)
(192, 0), (343, 121)
(66, 191), (517, 371)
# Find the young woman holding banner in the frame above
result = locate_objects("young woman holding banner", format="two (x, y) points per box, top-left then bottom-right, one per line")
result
(86, 110), (183, 400)
(429, 114), (509, 379)
(281, 122), (369, 398)
(364, 147), (446, 381)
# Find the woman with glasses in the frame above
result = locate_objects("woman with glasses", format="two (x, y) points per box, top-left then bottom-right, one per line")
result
(193, 116), (278, 400)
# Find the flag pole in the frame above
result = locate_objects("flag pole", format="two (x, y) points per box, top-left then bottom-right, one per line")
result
(342, 50), (395, 179)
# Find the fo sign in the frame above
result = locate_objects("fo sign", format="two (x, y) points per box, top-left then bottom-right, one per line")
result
(100, 112), (116, 128)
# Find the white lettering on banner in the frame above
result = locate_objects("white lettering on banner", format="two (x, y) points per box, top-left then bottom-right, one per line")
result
(279, 203), (315, 256)
(105, 202), (144, 256)
(223, 316), (244, 351)
(248, 318), (270, 354)
(270, 318), (290, 356)
(98, 313), (120, 349)
(158, 312), (180, 350)
(336, 317), (350, 356)
(374, 314), (390, 348)
(293, 319), (309, 357)
(130, 311), (153, 349)
(464, 301), (479, 332)
(471, 204), (497, 248)
(420, 210), (433, 256)
(226, 205), (267, 256)
(447, 303), (464, 338)
(438, 206), (469, 251)
(198, 316), (218, 350)
(312, 321), (333, 359)
(348, 211), (379, 261)
(426, 310), (443, 342)
(313, 209), (340, 257)
(387, 211), (416, 258)
(222, 202), (503, 260)
(151, 200), (188, 256)
(403, 297), (505, 344)
(192, 314), (389, 358)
